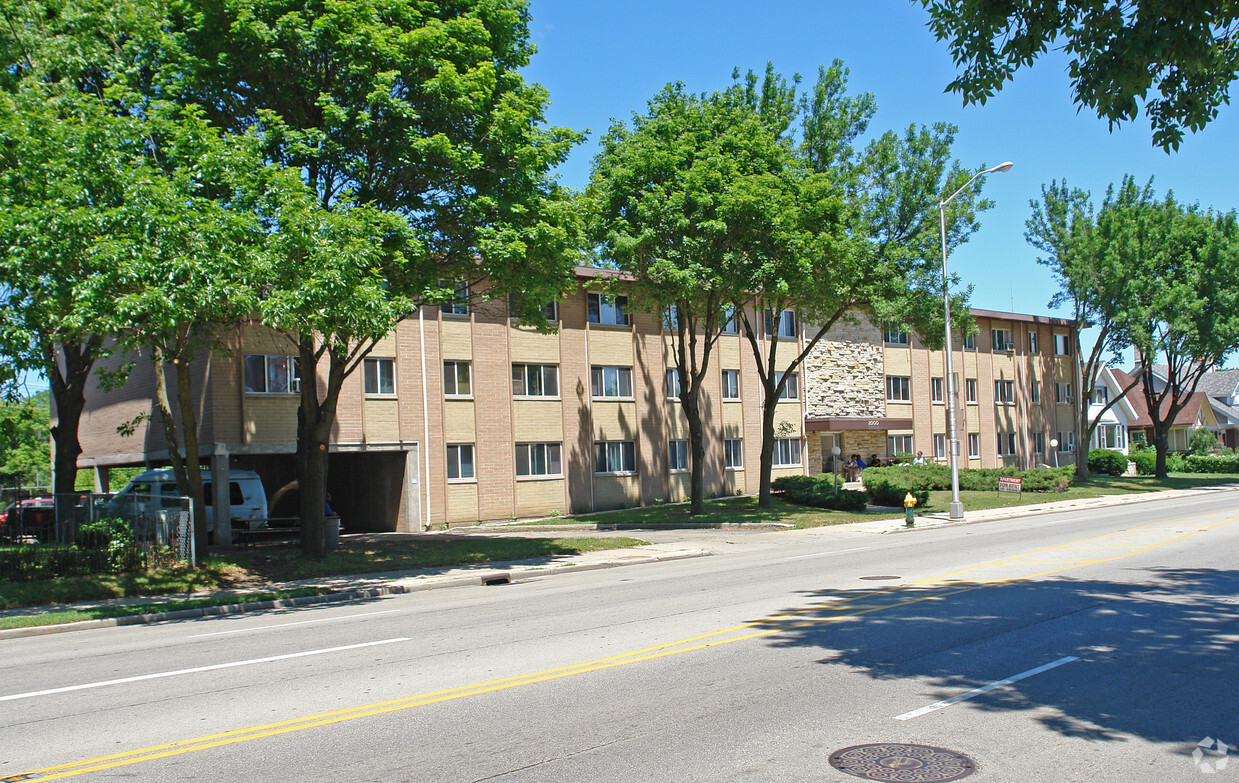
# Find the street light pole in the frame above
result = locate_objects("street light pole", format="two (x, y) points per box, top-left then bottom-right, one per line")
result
(939, 161), (1013, 521)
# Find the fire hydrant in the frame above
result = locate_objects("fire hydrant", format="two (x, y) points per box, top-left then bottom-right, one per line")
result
(903, 492), (917, 528)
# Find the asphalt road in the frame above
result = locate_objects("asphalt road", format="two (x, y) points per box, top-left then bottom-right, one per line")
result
(2, 490), (1237, 782)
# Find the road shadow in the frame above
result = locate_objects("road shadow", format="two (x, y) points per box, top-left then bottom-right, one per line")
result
(748, 567), (1238, 748)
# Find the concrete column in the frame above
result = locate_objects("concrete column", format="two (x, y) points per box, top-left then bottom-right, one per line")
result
(93, 466), (110, 493)
(212, 448), (232, 545)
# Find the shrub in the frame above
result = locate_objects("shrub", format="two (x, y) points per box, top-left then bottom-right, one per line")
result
(1188, 427), (1220, 455)
(1020, 467), (1073, 491)
(1088, 448), (1128, 476)
(861, 467), (933, 507)
(890, 452), (915, 465)
(1179, 454), (1239, 474)
(773, 474), (865, 511)
(1131, 449), (1156, 475)
(829, 489), (869, 512)
(74, 518), (132, 549)
(861, 463), (1074, 504)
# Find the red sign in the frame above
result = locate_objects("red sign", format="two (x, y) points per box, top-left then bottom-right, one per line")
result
(998, 476), (1022, 493)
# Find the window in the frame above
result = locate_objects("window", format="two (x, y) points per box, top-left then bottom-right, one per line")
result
(888, 434), (914, 455)
(591, 366), (633, 398)
(441, 282), (469, 316)
(365, 358), (396, 395)
(722, 370), (740, 400)
(886, 375), (911, 401)
(666, 368), (681, 399)
(202, 482), (245, 507)
(1095, 424), (1125, 450)
(446, 444), (475, 480)
(594, 440), (636, 473)
(587, 293), (630, 326)
(1094, 385), (1110, 405)
(1056, 383), (1074, 404)
(442, 360), (470, 397)
(883, 323), (910, 345)
(1033, 432), (1045, 454)
(669, 440), (688, 471)
(243, 355), (301, 394)
(664, 305), (679, 330)
(765, 309), (797, 338)
(508, 294), (557, 323)
(724, 439), (744, 469)
(1054, 333), (1071, 356)
(994, 379), (1015, 404)
(515, 442), (562, 478)
(931, 377), (944, 403)
(721, 306), (738, 334)
(772, 438), (801, 466)
(1056, 431), (1076, 452)
(1030, 380), (1041, 404)
(933, 434), (946, 459)
(991, 328), (1013, 352)
(512, 364), (559, 397)
(968, 433), (980, 458)
(965, 378), (978, 403)
(1028, 331), (1040, 353)
(775, 371), (799, 400)
(963, 333), (976, 350)
(997, 432), (1017, 456)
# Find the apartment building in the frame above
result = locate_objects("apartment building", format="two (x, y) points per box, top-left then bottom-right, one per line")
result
(72, 269), (1077, 531)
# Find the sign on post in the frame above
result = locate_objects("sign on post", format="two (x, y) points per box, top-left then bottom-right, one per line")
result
(997, 476), (1022, 496)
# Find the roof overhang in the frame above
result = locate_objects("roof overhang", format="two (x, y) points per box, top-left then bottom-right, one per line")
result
(806, 417), (914, 432)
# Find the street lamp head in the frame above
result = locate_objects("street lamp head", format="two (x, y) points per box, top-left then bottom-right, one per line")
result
(1049, 438), (1059, 448)
(832, 446), (841, 457)
(986, 161), (1014, 174)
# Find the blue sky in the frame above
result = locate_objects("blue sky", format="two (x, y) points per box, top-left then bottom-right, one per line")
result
(522, 0), (1239, 319)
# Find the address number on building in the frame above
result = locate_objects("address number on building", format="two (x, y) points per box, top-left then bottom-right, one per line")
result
(868, 420), (880, 427)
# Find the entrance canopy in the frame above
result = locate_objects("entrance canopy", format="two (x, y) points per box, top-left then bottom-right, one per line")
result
(805, 417), (914, 432)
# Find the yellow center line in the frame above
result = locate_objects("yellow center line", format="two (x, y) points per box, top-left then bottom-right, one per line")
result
(22, 511), (1239, 780)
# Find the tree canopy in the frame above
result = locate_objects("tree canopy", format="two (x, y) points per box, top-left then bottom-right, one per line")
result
(919, 0), (1239, 151)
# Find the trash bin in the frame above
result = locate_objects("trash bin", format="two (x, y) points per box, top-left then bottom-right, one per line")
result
(325, 514), (341, 550)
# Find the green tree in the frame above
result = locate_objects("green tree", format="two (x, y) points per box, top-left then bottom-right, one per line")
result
(0, 390), (51, 488)
(588, 83), (816, 513)
(168, 0), (581, 554)
(918, 0), (1239, 150)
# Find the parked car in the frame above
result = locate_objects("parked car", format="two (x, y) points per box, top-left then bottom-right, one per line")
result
(0, 497), (56, 541)
(105, 469), (269, 532)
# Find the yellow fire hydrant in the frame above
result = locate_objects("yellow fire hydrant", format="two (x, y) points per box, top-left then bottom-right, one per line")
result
(903, 492), (917, 528)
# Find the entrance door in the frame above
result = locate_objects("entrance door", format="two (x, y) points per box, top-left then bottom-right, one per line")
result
(821, 433), (841, 474)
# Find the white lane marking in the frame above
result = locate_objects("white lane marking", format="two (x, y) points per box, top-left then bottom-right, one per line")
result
(188, 610), (401, 638)
(0, 638), (410, 703)
(785, 547), (872, 560)
(894, 656), (1079, 721)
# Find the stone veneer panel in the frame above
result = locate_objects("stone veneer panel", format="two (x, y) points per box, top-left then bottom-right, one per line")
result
(804, 317), (885, 418)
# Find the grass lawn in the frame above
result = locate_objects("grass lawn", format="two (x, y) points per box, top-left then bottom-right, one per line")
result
(528, 472), (1239, 529)
(0, 535), (646, 612)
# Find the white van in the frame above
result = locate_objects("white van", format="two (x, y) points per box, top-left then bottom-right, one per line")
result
(109, 468), (269, 531)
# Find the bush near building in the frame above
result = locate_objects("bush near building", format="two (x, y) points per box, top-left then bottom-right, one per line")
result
(861, 464), (1075, 507)
(1088, 449), (1129, 476)
(1177, 454), (1239, 473)
(771, 475), (869, 511)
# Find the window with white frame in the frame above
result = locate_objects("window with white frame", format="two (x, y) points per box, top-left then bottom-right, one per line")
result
(991, 328), (1013, 352)
(511, 364), (559, 397)
(883, 323), (910, 345)
(1031, 380), (1041, 404)
(594, 440), (636, 473)
(772, 438), (801, 466)
(721, 306), (738, 334)
(968, 433), (981, 457)
(997, 432), (1017, 456)
(1033, 431), (1045, 454)
(775, 371), (799, 400)
(1056, 382), (1073, 404)
(365, 358), (396, 396)
(515, 442), (562, 477)
(994, 379), (1015, 404)
(886, 375), (911, 401)
(441, 282), (469, 316)
(666, 368), (681, 399)
(446, 444), (475, 480)
(722, 370), (740, 400)
(442, 360), (470, 397)
(244, 355), (301, 394)
(724, 438), (743, 469)
(1028, 331), (1040, 353)
(587, 293), (630, 326)
(1094, 385), (1110, 405)
(888, 434), (914, 455)
(1056, 431), (1076, 452)
(933, 434), (946, 459)
(765, 309), (797, 338)
(1095, 424), (1125, 450)
(1053, 333), (1071, 355)
(965, 378), (978, 403)
(669, 440), (689, 471)
(590, 366), (633, 398)
(931, 377), (944, 403)
(963, 333), (976, 350)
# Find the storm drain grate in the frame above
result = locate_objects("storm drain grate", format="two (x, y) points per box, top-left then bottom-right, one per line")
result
(481, 573), (511, 586)
(859, 575), (902, 581)
(828, 743), (975, 782)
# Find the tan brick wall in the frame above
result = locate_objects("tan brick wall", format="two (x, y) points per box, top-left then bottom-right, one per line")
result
(364, 399), (401, 442)
(592, 402), (638, 440)
(588, 327), (634, 366)
(245, 396), (299, 443)
(472, 296), (516, 520)
(510, 324), (560, 364)
(515, 479), (567, 517)
(512, 401), (564, 441)
(594, 474), (639, 510)
(559, 288), (593, 514)
(446, 482), (478, 523)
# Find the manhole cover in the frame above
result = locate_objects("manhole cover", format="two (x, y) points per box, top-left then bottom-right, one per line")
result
(828, 743), (975, 782)
(859, 575), (901, 581)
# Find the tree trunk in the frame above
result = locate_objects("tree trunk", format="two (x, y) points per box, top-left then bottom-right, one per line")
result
(173, 343), (208, 554)
(682, 389), (706, 515)
(47, 340), (97, 497)
(1152, 426), (1170, 479)
(756, 398), (779, 508)
(1075, 401), (1090, 480)
(150, 345), (188, 488)
(296, 338), (343, 558)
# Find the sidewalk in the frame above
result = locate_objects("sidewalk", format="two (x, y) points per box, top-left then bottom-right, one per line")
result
(2, 484), (1232, 639)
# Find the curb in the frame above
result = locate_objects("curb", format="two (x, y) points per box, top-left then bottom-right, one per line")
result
(0, 549), (710, 640)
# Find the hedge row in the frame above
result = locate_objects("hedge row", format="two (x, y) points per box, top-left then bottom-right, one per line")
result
(1129, 450), (1239, 475)
(860, 464), (1075, 507)
(770, 475), (868, 512)
(1087, 449), (1128, 476)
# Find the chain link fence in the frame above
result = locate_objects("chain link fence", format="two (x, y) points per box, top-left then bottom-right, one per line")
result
(0, 492), (195, 583)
